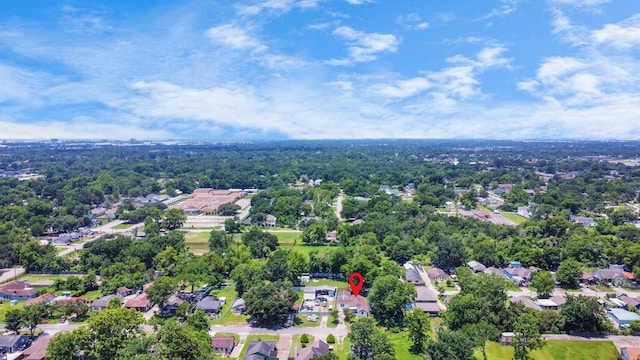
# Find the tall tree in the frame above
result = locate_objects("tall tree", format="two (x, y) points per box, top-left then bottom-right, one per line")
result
(530, 270), (555, 298)
(426, 330), (475, 360)
(348, 317), (395, 360)
(560, 295), (607, 333)
(46, 327), (92, 360)
(244, 280), (297, 327)
(368, 275), (416, 328)
(162, 208), (187, 230)
(23, 304), (44, 336)
(556, 258), (582, 289)
(513, 312), (544, 360)
(5, 308), (22, 333)
(88, 307), (144, 359)
(146, 276), (176, 309)
(461, 321), (499, 360)
(405, 309), (430, 354)
(209, 229), (232, 254)
(155, 319), (213, 360)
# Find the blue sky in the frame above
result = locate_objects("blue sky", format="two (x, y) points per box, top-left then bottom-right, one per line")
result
(1, 0), (639, 140)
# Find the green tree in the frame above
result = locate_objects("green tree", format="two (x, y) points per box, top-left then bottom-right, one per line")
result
(556, 258), (582, 289)
(426, 330), (474, 360)
(560, 295), (607, 333)
(348, 317), (395, 360)
(230, 262), (263, 297)
(155, 319), (213, 360)
(242, 227), (278, 258)
(461, 321), (499, 360)
(209, 229), (232, 254)
(146, 276), (176, 308)
(5, 308), (22, 333)
(108, 296), (123, 309)
(434, 238), (466, 271)
(88, 307), (144, 359)
(530, 270), (555, 298)
(244, 280), (297, 327)
(368, 275), (416, 328)
(224, 218), (240, 233)
(23, 304), (44, 336)
(303, 221), (327, 245)
(301, 333), (309, 345)
(326, 334), (336, 344)
(162, 208), (187, 230)
(405, 309), (430, 353)
(186, 310), (210, 332)
(46, 327), (91, 360)
(513, 312), (544, 360)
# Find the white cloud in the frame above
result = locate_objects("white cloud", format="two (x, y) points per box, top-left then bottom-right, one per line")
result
(237, 0), (320, 15)
(592, 24), (640, 48)
(397, 13), (429, 30)
(327, 26), (399, 65)
(551, 9), (589, 46)
(549, 0), (611, 6)
(345, 0), (373, 4)
(205, 24), (267, 52)
(482, 0), (519, 20)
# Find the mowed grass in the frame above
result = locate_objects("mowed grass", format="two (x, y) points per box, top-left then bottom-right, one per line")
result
(0, 300), (25, 322)
(113, 223), (135, 229)
(184, 231), (211, 250)
(480, 341), (619, 360)
(272, 231), (302, 244)
(500, 212), (527, 225)
(387, 332), (424, 360)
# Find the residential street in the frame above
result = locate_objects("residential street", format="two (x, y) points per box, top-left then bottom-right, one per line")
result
(0, 267), (25, 284)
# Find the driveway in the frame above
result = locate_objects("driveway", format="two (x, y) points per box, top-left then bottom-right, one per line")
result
(276, 334), (292, 360)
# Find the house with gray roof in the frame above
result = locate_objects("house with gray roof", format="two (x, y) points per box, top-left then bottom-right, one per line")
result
(195, 296), (221, 314)
(243, 341), (277, 360)
(405, 268), (425, 285)
(0, 334), (29, 353)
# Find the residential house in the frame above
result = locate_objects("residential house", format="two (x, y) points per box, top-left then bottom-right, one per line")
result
(484, 267), (507, 278)
(211, 336), (235, 355)
(593, 267), (629, 286)
(294, 339), (331, 360)
(25, 293), (56, 307)
(405, 268), (425, 286)
(467, 260), (486, 273)
(243, 341), (278, 360)
(414, 286), (440, 317)
(232, 298), (245, 314)
(195, 296), (221, 314)
(20, 335), (53, 360)
(263, 214), (277, 227)
(581, 272), (597, 285)
(162, 295), (185, 315)
(0, 334), (29, 353)
(91, 294), (119, 311)
(510, 296), (541, 311)
(570, 215), (597, 227)
(337, 289), (369, 317)
(91, 207), (106, 218)
(516, 206), (531, 219)
(124, 293), (152, 312)
(619, 296), (640, 310)
(535, 298), (560, 310)
(427, 267), (449, 282)
(0, 280), (39, 300)
(325, 231), (338, 243)
(116, 286), (134, 297)
(608, 308), (640, 329)
(621, 347), (640, 360)
(504, 265), (533, 286)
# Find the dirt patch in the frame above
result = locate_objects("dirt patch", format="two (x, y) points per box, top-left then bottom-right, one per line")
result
(280, 243), (294, 247)
(186, 242), (209, 246)
(189, 249), (209, 255)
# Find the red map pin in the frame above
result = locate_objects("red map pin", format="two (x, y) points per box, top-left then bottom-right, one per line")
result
(349, 272), (364, 297)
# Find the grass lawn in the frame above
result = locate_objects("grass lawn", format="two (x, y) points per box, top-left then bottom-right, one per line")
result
(287, 245), (334, 258)
(294, 313), (321, 328)
(387, 331), (424, 360)
(208, 284), (251, 326)
(113, 223), (134, 229)
(334, 336), (351, 360)
(20, 273), (84, 283)
(238, 334), (279, 359)
(184, 232), (211, 251)
(290, 334), (315, 358)
(272, 231), (302, 244)
(480, 340), (619, 360)
(500, 212), (527, 225)
(0, 300), (24, 322)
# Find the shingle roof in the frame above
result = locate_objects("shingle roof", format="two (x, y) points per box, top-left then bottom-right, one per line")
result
(195, 296), (221, 311)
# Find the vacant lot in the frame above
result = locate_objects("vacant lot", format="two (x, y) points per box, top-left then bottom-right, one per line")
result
(481, 340), (619, 360)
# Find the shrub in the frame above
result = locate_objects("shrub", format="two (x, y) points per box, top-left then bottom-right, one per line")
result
(301, 333), (309, 344)
(326, 334), (335, 344)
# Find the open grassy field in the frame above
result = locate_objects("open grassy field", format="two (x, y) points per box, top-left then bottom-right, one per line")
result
(113, 223), (135, 229)
(387, 331), (424, 360)
(500, 212), (528, 225)
(272, 231), (302, 244)
(0, 300), (24, 322)
(238, 334), (279, 359)
(480, 340), (619, 360)
(184, 231), (211, 250)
